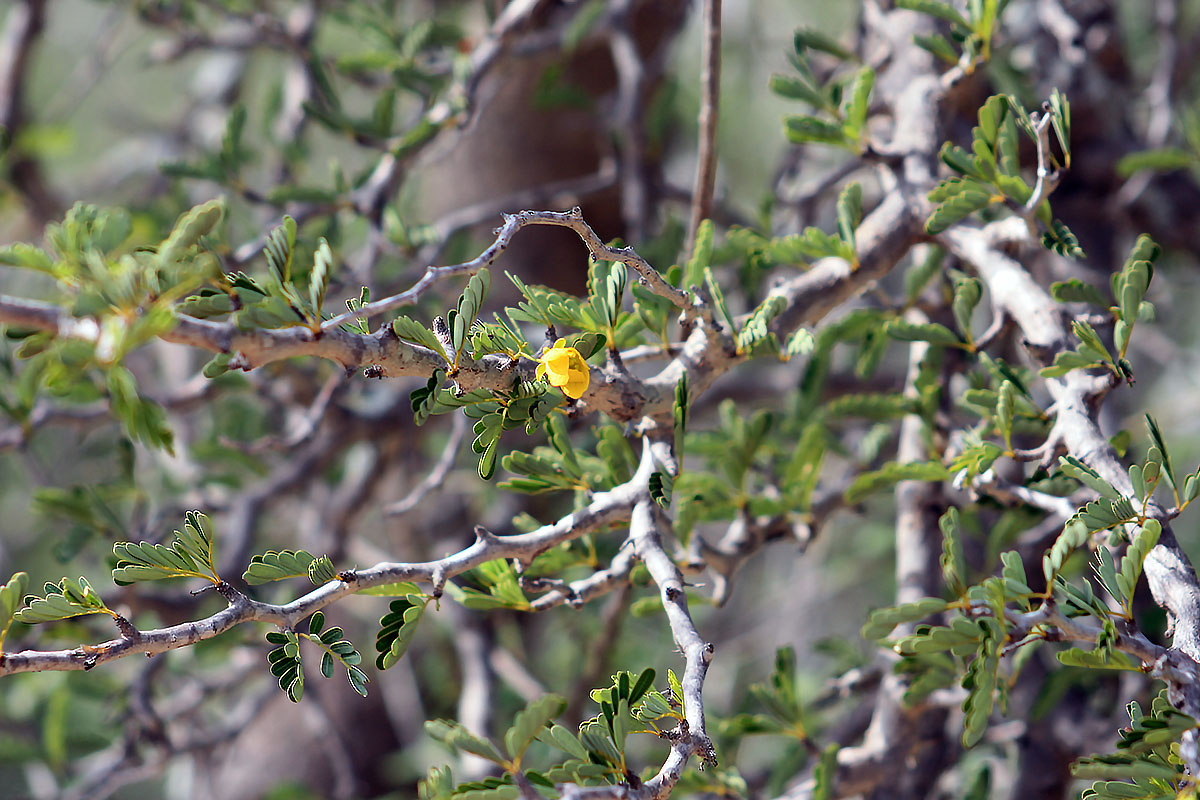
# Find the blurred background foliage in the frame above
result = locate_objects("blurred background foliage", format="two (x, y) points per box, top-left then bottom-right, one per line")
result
(3, 0), (1200, 799)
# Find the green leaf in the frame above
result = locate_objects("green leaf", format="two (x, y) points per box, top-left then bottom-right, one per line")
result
(1117, 147), (1196, 177)
(951, 275), (983, 342)
(685, 220), (713, 291)
(825, 392), (915, 420)
(1072, 757), (1181, 781)
(737, 295), (787, 353)
(15, 576), (113, 623)
(158, 198), (226, 268)
(243, 549), (317, 584)
(0, 243), (55, 273)
(1116, 520), (1161, 611)
(1059, 455), (1123, 501)
(842, 69), (875, 145)
(912, 33), (958, 63)
(1145, 415), (1177, 495)
(812, 743), (841, 800)
(376, 596), (428, 669)
(1000, 551), (1033, 597)
(844, 461), (950, 505)
(1042, 219), (1085, 259)
(860, 597), (948, 640)
(940, 507), (967, 596)
(393, 316), (449, 362)
(112, 511), (219, 585)
(896, 0), (971, 29)
(996, 379), (1015, 450)
(1057, 647), (1139, 671)
(504, 694), (567, 761)
(650, 470), (674, 508)
(1049, 88), (1071, 166)
(784, 115), (847, 147)
(451, 269), (492, 360)
(668, 669), (684, 705)
(769, 74), (828, 109)
(1043, 519), (1090, 584)
(976, 95), (1007, 146)
(267, 632), (305, 703)
(308, 239), (333, 316)
(308, 556), (337, 584)
(785, 329), (816, 358)
(836, 183), (864, 251)
(0, 572), (29, 651)
(264, 216), (298, 287)
(1051, 279), (1108, 306)
(926, 187), (994, 234)
(885, 320), (963, 347)
(704, 266), (736, 333)
(426, 719), (505, 764)
(536, 723), (589, 761)
(793, 27), (854, 60)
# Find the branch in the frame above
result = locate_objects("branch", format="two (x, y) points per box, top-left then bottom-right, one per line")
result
(0, 449), (655, 676)
(384, 413), (467, 516)
(768, 190), (921, 337)
(321, 207), (689, 332)
(0, 0), (60, 225)
(946, 222), (1200, 773)
(1021, 105), (1062, 230)
(687, 0), (722, 249)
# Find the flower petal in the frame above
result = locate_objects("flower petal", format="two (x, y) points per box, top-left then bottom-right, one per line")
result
(563, 371), (589, 399)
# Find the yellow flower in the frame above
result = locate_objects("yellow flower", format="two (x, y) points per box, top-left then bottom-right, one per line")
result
(536, 338), (590, 399)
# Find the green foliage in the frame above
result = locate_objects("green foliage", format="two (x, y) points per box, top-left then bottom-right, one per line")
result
(266, 611), (368, 703)
(940, 507), (968, 597)
(504, 694), (567, 763)
(265, 630), (305, 703)
(375, 594), (429, 669)
(243, 549), (324, 585)
(15, 576), (114, 624)
(111, 510), (219, 585)
(921, 92), (1084, 254)
(5, 6), (1200, 800)
(885, 319), (964, 348)
(860, 597), (948, 640)
(1043, 519), (1090, 584)
(1074, 693), (1192, 797)
(0, 572), (28, 651)
(394, 316), (449, 362)
(447, 559), (530, 611)
(843, 460), (950, 505)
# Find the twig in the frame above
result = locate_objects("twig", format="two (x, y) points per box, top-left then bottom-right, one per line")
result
(322, 208), (689, 332)
(687, 0), (722, 250)
(385, 413), (467, 516)
(0, 443), (656, 676)
(1022, 105), (1061, 231)
(0, 0), (60, 224)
